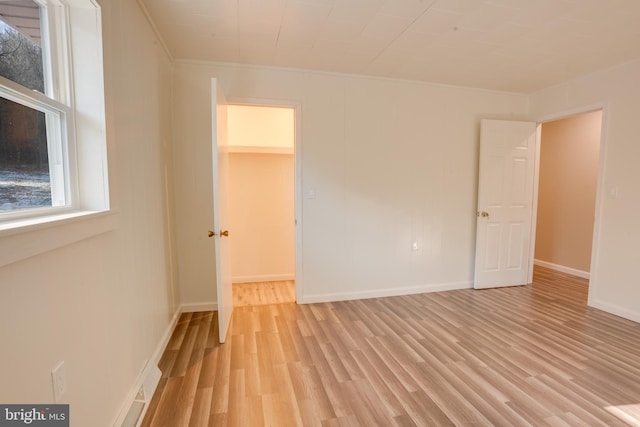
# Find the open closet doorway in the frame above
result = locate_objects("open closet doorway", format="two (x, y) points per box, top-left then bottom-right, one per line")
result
(226, 104), (297, 307)
(533, 110), (603, 303)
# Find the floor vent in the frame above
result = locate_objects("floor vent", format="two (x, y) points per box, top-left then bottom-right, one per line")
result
(120, 400), (145, 427)
(118, 364), (162, 427)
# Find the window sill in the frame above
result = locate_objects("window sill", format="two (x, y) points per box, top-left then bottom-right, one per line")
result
(0, 210), (118, 268)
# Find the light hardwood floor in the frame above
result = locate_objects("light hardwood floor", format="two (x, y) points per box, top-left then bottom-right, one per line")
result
(233, 281), (295, 307)
(142, 267), (640, 426)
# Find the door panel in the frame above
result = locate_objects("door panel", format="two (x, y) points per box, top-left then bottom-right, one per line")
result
(474, 119), (538, 289)
(507, 223), (524, 269)
(211, 78), (233, 343)
(484, 224), (501, 271)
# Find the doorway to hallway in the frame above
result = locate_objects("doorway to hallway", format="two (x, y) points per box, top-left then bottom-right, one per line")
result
(534, 109), (603, 301)
(226, 104), (296, 307)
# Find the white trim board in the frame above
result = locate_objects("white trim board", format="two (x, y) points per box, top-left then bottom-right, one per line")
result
(175, 59), (526, 97)
(232, 274), (295, 284)
(112, 300), (223, 426)
(181, 302), (218, 313)
(228, 146), (293, 154)
(135, 0), (173, 61)
(300, 281), (472, 304)
(589, 299), (640, 324)
(0, 210), (117, 268)
(111, 308), (181, 427)
(534, 259), (590, 279)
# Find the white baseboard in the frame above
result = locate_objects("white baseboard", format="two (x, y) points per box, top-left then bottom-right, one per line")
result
(534, 259), (590, 279)
(181, 302), (218, 313)
(111, 308), (181, 427)
(232, 274), (295, 284)
(589, 298), (640, 324)
(112, 299), (222, 426)
(299, 281), (472, 304)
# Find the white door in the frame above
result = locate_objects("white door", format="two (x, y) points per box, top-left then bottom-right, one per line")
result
(211, 78), (233, 342)
(474, 119), (539, 289)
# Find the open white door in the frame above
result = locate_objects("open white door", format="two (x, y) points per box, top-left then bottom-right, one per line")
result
(211, 78), (233, 342)
(474, 119), (539, 289)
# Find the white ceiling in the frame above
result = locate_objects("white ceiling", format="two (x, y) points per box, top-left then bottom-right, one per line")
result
(140, 0), (640, 93)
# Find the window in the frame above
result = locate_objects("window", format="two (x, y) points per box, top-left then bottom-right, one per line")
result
(0, 0), (108, 222)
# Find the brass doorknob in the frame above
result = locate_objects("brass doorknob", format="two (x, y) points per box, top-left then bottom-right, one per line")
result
(208, 230), (216, 237)
(220, 230), (229, 237)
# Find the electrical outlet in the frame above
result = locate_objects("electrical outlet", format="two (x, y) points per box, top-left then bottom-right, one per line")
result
(411, 241), (419, 251)
(51, 361), (67, 403)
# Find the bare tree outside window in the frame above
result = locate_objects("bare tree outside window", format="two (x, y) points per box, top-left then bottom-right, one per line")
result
(0, 19), (50, 211)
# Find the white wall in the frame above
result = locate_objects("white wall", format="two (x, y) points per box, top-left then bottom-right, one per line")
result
(172, 62), (528, 303)
(529, 59), (640, 322)
(0, 1), (178, 426)
(229, 153), (295, 283)
(535, 111), (601, 275)
(228, 105), (294, 149)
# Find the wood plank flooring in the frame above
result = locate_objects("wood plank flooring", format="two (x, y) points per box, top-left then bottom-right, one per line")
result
(531, 266), (589, 307)
(233, 281), (296, 307)
(142, 267), (640, 426)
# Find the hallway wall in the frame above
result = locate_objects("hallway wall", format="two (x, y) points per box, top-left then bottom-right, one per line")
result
(535, 111), (601, 276)
(530, 58), (640, 322)
(229, 152), (295, 282)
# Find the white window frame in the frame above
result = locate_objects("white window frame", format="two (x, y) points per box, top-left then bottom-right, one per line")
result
(0, 82), (74, 217)
(0, 0), (77, 219)
(0, 0), (111, 267)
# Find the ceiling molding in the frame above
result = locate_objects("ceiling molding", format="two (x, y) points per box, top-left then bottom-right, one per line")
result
(139, 0), (640, 93)
(136, 0), (173, 63)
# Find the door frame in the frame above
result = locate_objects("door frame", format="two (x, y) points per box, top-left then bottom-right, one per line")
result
(227, 96), (303, 303)
(530, 103), (609, 302)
